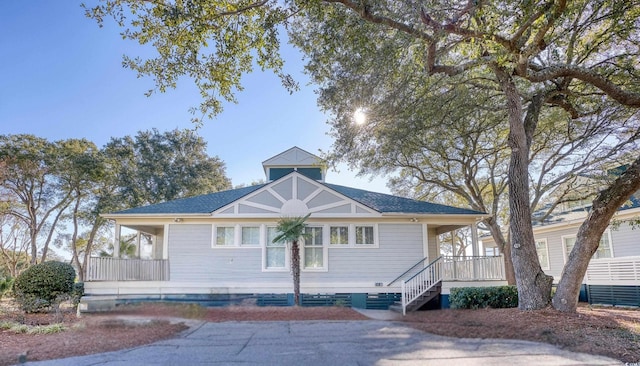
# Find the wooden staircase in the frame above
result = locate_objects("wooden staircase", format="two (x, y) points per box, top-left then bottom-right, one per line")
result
(388, 256), (444, 315)
(389, 281), (441, 313)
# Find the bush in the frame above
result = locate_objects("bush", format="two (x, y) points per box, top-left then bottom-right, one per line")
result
(449, 286), (518, 309)
(0, 277), (14, 300)
(13, 261), (76, 312)
(70, 282), (84, 306)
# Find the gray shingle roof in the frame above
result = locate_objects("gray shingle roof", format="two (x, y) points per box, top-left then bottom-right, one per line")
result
(111, 179), (484, 216)
(324, 183), (485, 215)
(532, 194), (640, 227)
(113, 184), (266, 215)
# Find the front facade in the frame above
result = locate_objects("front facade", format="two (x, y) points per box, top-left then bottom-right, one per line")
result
(82, 147), (506, 311)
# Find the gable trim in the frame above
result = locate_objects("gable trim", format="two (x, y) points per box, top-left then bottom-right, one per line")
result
(212, 172), (379, 218)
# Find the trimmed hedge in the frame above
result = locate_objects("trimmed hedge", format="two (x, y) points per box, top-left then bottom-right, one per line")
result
(449, 286), (518, 309)
(13, 261), (76, 312)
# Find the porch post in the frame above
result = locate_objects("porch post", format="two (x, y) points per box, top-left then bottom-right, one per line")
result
(451, 229), (457, 280)
(114, 224), (121, 258)
(471, 223), (479, 279)
(136, 231), (141, 258)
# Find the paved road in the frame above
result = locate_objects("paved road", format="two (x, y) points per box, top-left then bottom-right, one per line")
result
(26, 319), (621, 366)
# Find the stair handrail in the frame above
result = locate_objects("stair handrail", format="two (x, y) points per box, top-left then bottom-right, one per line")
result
(401, 256), (443, 316)
(387, 256), (431, 286)
(404, 256), (442, 283)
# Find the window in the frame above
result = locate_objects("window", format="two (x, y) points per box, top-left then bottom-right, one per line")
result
(563, 236), (576, 262)
(595, 232), (613, 259)
(303, 227), (324, 269)
(265, 226), (285, 269)
(535, 239), (550, 270)
(355, 226), (374, 245)
(241, 226), (260, 246)
(215, 226), (235, 246)
(563, 232), (613, 262)
(330, 226), (349, 245)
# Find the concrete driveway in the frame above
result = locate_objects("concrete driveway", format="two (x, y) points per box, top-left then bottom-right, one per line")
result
(26, 319), (621, 366)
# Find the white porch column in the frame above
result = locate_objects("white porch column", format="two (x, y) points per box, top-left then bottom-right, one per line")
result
(471, 222), (479, 279)
(114, 224), (121, 258)
(136, 231), (141, 258)
(471, 223), (480, 257)
(451, 229), (456, 257)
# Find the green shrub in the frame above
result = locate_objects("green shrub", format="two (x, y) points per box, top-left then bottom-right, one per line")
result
(70, 282), (84, 305)
(449, 286), (518, 309)
(0, 277), (14, 300)
(13, 261), (76, 312)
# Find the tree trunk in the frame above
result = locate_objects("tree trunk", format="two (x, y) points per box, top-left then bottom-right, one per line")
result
(553, 155), (640, 312)
(70, 195), (82, 280)
(28, 206), (38, 265)
(80, 218), (103, 283)
(291, 240), (301, 306)
(484, 216), (515, 285)
(495, 67), (553, 309)
(40, 202), (69, 263)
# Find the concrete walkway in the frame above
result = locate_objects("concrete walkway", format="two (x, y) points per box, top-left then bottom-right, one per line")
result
(26, 318), (621, 366)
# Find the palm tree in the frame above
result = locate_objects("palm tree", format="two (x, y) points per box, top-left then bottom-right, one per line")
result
(272, 214), (310, 306)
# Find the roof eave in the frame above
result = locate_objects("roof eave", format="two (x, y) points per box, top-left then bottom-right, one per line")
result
(100, 213), (212, 219)
(380, 212), (489, 219)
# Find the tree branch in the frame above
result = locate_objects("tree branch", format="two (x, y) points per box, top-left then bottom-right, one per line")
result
(324, 0), (433, 42)
(521, 65), (640, 107)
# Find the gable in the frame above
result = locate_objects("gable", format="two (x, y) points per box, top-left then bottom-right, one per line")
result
(262, 146), (326, 182)
(213, 172), (379, 217)
(262, 146), (320, 166)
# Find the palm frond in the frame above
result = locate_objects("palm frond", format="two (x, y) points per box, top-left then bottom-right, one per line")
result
(272, 213), (311, 243)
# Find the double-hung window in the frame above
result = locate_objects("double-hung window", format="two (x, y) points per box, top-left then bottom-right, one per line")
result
(241, 226), (260, 246)
(215, 226), (235, 246)
(535, 239), (550, 270)
(265, 226), (286, 269)
(563, 231), (613, 262)
(303, 227), (324, 269)
(355, 225), (374, 245)
(330, 226), (349, 245)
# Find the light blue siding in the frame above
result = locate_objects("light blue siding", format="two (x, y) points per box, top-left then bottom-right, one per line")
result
(168, 224), (289, 284)
(610, 222), (640, 257)
(305, 224), (424, 284)
(167, 223), (424, 288)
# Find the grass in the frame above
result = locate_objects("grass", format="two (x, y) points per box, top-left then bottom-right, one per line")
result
(0, 320), (66, 334)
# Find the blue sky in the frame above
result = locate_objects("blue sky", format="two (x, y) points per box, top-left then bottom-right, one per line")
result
(0, 1), (390, 193)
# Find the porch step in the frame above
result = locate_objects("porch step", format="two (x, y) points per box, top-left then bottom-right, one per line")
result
(389, 283), (442, 314)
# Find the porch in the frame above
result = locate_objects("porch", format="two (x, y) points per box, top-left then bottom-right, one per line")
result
(85, 255), (504, 283)
(585, 256), (640, 307)
(387, 255), (506, 314)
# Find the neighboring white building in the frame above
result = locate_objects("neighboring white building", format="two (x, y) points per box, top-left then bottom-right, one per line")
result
(483, 190), (640, 307)
(81, 147), (506, 313)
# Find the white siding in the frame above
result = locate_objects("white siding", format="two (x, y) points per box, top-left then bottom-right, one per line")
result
(304, 224), (424, 284)
(610, 222), (640, 257)
(534, 227), (578, 280)
(167, 223), (424, 289)
(168, 224), (290, 285)
(535, 222), (640, 281)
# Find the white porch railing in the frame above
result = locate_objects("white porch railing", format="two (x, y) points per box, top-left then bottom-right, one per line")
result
(442, 255), (505, 281)
(86, 257), (169, 281)
(585, 256), (640, 285)
(401, 257), (443, 315)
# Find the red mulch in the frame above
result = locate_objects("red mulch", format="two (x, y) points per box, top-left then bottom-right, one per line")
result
(1, 301), (638, 364)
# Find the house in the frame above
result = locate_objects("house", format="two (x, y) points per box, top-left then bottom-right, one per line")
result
(80, 147), (507, 313)
(482, 191), (640, 307)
